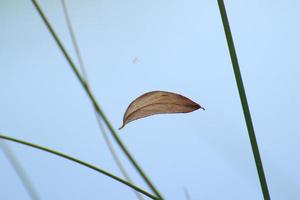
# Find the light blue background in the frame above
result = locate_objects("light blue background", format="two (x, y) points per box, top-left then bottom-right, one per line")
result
(1, 0), (299, 199)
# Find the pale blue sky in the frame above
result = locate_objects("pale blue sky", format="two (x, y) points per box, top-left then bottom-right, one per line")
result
(1, 0), (300, 199)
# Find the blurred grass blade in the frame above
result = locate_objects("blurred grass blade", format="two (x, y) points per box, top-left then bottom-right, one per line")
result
(0, 134), (158, 200)
(30, 0), (163, 199)
(60, 0), (87, 81)
(183, 187), (191, 200)
(217, 0), (270, 199)
(0, 141), (40, 200)
(60, 1), (144, 199)
(94, 114), (145, 200)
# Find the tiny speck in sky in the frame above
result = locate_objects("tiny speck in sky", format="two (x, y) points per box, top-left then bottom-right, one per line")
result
(132, 57), (139, 64)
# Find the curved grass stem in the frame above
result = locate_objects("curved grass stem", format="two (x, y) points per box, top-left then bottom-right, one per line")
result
(30, 1), (163, 199)
(0, 134), (158, 200)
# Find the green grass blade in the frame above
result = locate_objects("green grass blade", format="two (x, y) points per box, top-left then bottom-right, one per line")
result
(94, 113), (146, 200)
(30, 0), (163, 199)
(217, 0), (270, 199)
(0, 141), (40, 200)
(0, 134), (158, 200)
(60, 1), (144, 199)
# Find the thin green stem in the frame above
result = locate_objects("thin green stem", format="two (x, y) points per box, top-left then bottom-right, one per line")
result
(217, 1), (270, 199)
(60, 0), (88, 82)
(0, 141), (40, 200)
(0, 134), (158, 200)
(30, 1), (163, 199)
(60, 1), (144, 199)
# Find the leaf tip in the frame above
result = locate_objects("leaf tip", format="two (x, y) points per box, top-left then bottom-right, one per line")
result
(119, 123), (125, 130)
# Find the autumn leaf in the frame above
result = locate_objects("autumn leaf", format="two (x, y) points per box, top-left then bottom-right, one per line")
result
(119, 91), (204, 129)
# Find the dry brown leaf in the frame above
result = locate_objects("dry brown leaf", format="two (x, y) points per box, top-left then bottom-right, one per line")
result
(119, 91), (204, 129)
